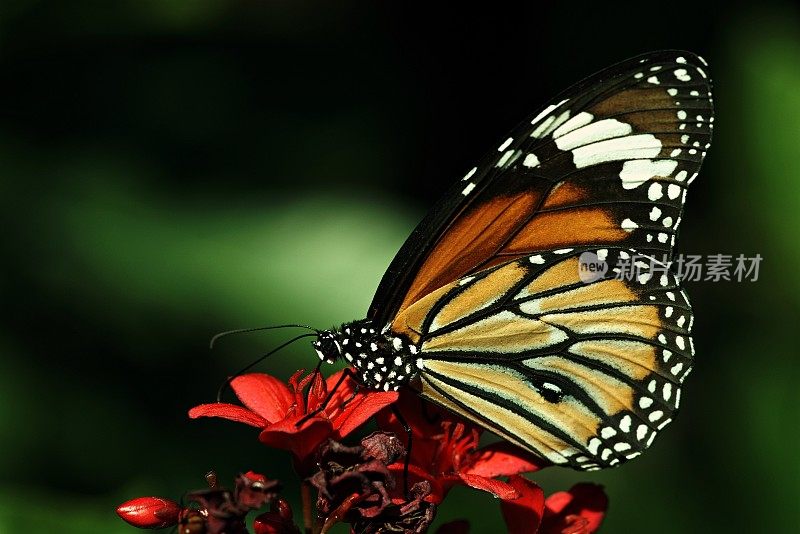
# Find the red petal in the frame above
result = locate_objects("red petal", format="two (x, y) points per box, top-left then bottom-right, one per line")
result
(458, 473), (519, 500)
(230, 374), (293, 423)
(188, 403), (267, 428)
(330, 390), (399, 438)
(305, 370), (328, 411)
(116, 496), (181, 529)
(464, 441), (546, 478)
(253, 511), (297, 534)
(542, 483), (608, 534)
(376, 391), (482, 472)
(376, 390), (454, 439)
(259, 416), (333, 466)
(386, 463), (446, 504)
(317, 369), (356, 415)
(290, 369), (310, 411)
(500, 476), (545, 534)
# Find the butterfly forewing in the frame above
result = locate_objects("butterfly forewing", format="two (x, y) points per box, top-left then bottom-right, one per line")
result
(370, 51), (712, 327)
(351, 51), (712, 471)
(396, 248), (693, 470)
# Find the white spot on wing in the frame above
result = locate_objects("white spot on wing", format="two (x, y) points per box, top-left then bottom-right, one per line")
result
(648, 182), (664, 201)
(649, 206), (662, 221)
(496, 149), (519, 168)
(461, 183), (476, 196)
(522, 153), (540, 168)
(532, 110), (571, 138)
(555, 118), (633, 151)
(620, 415), (632, 432)
(571, 134), (662, 168)
(552, 111), (594, 138)
(619, 159), (677, 190)
(674, 69), (691, 82)
(498, 137), (513, 151)
(649, 410), (664, 422)
(529, 99), (569, 128)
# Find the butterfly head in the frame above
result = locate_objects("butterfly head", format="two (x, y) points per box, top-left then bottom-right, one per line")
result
(312, 330), (342, 365)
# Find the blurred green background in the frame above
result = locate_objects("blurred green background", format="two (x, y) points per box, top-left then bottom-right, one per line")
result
(1, 1), (798, 532)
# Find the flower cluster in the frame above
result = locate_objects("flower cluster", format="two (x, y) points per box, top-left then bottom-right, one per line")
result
(117, 369), (608, 533)
(116, 471), (291, 533)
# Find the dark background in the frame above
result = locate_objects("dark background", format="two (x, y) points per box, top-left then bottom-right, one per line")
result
(1, 1), (798, 532)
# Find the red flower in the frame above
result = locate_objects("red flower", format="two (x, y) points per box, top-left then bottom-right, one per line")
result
(425, 477), (607, 533)
(500, 476), (546, 534)
(189, 369), (398, 473)
(377, 393), (607, 533)
(253, 499), (301, 534)
(116, 471), (289, 533)
(378, 392), (544, 503)
(500, 476), (608, 534)
(540, 483), (608, 534)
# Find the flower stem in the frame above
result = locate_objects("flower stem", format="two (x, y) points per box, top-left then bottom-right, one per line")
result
(320, 493), (361, 534)
(301, 481), (316, 534)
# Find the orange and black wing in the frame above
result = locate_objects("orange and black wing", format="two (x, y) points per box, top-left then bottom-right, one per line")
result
(369, 51), (712, 328)
(396, 247), (694, 470)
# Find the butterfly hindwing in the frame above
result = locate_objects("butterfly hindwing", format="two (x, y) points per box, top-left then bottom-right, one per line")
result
(392, 247), (693, 470)
(370, 51), (712, 328)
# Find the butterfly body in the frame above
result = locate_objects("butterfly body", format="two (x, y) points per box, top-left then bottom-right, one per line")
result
(313, 322), (421, 392)
(309, 51), (711, 472)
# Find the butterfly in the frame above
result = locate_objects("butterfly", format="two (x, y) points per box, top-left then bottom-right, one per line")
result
(311, 50), (712, 471)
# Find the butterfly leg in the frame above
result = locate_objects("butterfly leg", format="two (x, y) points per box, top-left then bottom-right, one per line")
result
(339, 384), (360, 410)
(391, 404), (412, 497)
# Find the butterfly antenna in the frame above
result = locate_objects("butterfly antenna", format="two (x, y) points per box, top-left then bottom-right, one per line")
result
(209, 324), (318, 349)
(216, 332), (317, 402)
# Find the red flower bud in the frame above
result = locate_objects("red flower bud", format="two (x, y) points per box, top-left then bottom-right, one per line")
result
(272, 498), (294, 522)
(253, 499), (299, 534)
(116, 496), (181, 529)
(244, 471), (268, 484)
